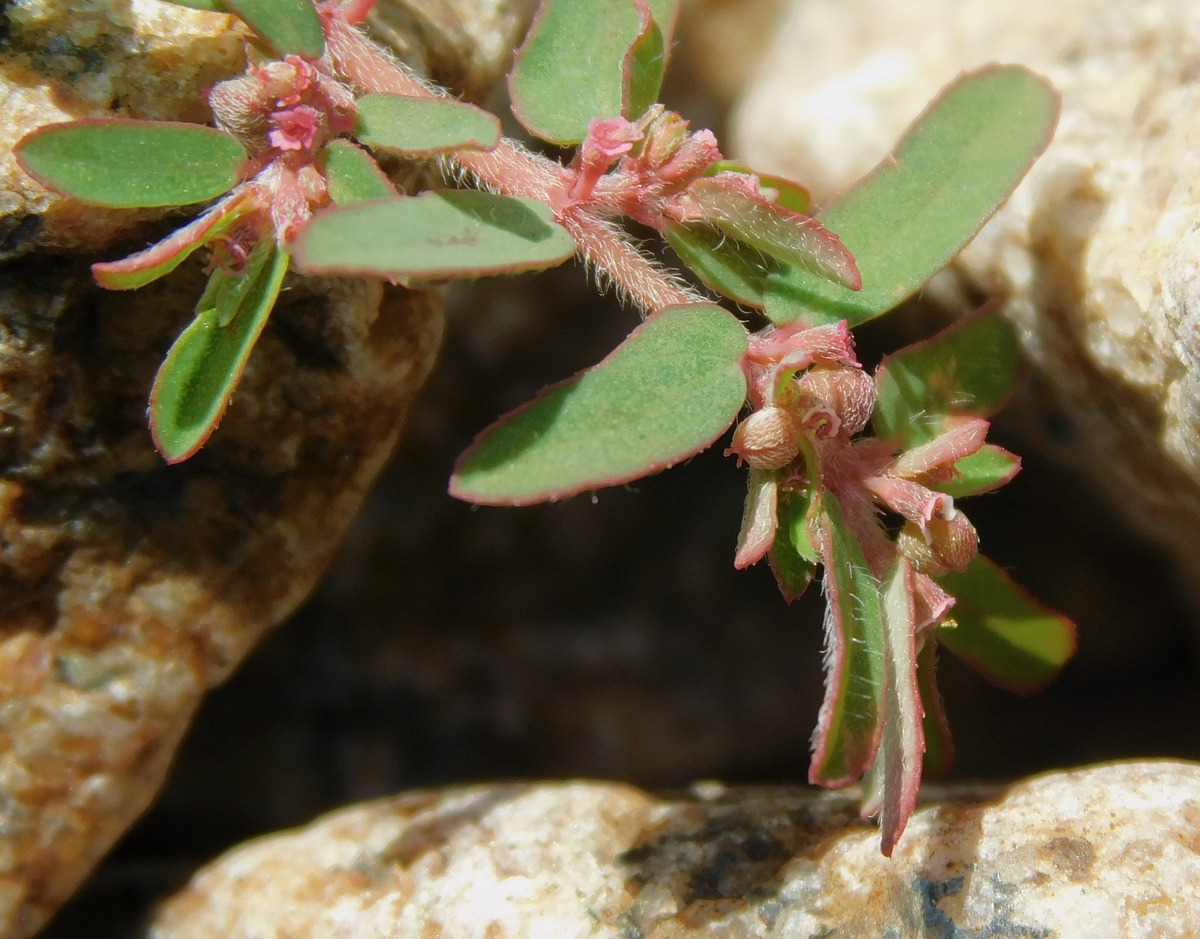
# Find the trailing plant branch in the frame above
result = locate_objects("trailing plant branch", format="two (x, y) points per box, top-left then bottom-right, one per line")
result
(320, 11), (700, 312)
(13, 0), (1078, 856)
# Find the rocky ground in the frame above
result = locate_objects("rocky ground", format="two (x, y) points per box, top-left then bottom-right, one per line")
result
(4, 1), (1200, 936)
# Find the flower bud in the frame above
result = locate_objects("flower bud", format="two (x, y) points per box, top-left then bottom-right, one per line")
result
(897, 512), (979, 576)
(725, 407), (799, 469)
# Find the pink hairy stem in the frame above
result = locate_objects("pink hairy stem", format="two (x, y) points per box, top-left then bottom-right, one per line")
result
(320, 14), (700, 311)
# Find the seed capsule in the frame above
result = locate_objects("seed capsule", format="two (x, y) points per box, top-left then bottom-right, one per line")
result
(897, 513), (979, 576)
(726, 406), (800, 469)
(795, 365), (876, 437)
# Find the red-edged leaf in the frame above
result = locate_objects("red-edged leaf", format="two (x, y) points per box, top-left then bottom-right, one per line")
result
(623, 0), (680, 122)
(734, 469), (779, 569)
(705, 161), (812, 215)
(450, 303), (748, 505)
(92, 188), (256, 290)
(149, 241), (287, 462)
(935, 555), (1077, 693)
(16, 120), (245, 208)
(688, 176), (861, 291)
(508, 0), (679, 144)
(765, 65), (1059, 327)
(873, 305), (1024, 447)
(353, 93), (500, 155)
(861, 557), (925, 857)
(809, 490), (886, 788)
(933, 444), (1022, 498)
(319, 139), (397, 205)
(294, 191), (577, 280)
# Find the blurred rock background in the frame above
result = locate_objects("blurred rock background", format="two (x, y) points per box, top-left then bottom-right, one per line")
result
(28, 0), (1200, 934)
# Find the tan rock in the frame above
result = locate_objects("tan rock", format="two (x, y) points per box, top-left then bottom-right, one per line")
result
(0, 258), (443, 939)
(147, 762), (1200, 938)
(0, 1), (560, 934)
(366, 0), (539, 100)
(727, 0), (1200, 597)
(0, 1), (247, 254)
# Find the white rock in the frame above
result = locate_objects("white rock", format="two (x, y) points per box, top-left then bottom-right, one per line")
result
(148, 762), (1200, 938)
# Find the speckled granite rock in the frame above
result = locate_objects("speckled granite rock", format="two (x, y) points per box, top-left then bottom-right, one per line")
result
(0, 0), (572, 934)
(727, 0), (1200, 600)
(0, 1), (247, 255)
(0, 258), (442, 939)
(147, 761), (1200, 938)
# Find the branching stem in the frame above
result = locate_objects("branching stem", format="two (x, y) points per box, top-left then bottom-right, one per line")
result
(322, 14), (701, 311)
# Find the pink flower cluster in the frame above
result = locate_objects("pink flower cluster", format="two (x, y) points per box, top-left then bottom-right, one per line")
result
(727, 320), (999, 617)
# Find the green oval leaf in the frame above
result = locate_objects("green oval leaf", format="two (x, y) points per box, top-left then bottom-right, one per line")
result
(932, 444), (1021, 498)
(765, 65), (1059, 326)
(705, 162), (812, 214)
(623, 3), (670, 122)
(320, 140), (397, 205)
(809, 490), (886, 788)
(354, 94), (501, 156)
(150, 242), (289, 462)
(509, 0), (680, 144)
(873, 306), (1023, 446)
(935, 555), (1077, 693)
(16, 120), (246, 208)
(294, 191), (577, 279)
(769, 485), (818, 601)
(224, 0), (324, 58)
(450, 303), (749, 505)
(663, 223), (776, 308)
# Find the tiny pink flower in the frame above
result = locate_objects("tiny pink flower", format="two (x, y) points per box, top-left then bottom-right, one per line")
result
(269, 105), (322, 152)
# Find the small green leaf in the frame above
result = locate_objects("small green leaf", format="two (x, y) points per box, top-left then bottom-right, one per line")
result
(508, 0), (680, 144)
(809, 490), (886, 788)
(320, 140), (396, 205)
(935, 555), (1077, 693)
(294, 191), (577, 279)
(765, 65), (1059, 326)
(933, 445), (1021, 498)
(706, 162), (813, 215)
(16, 120), (246, 208)
(224, 0), (324, 58)
(769, 485), (818, 601)
(873, 306), (1024, 446)
(623, 4), (669, 122)
(354, 94), (501, 156)
(663, 223), (776, 308)
(688, 178), (861, 290)
(450, 303), (748, 505)
(150, 242), (288, 462)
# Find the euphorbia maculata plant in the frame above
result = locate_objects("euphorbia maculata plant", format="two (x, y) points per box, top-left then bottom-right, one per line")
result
(16, 0), (1076, 854)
